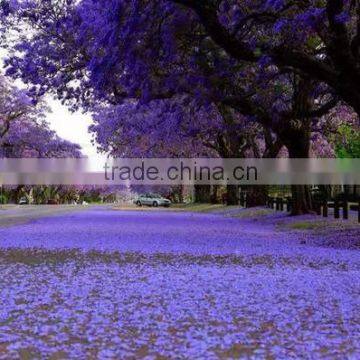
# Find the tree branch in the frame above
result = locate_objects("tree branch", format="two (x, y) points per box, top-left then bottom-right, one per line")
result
(300, 97), (339, 118)
(222, 96), (273, 129)
(270, 48), (338, 87)
(172, 0), (258, 62)
(172, 0), (339, 88)
(0, 120), (11, 139)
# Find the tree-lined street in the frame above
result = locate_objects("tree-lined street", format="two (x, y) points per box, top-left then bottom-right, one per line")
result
(1, 0), (360, 357)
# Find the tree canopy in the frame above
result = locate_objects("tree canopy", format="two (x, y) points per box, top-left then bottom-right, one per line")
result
(0, 0), (359, 213)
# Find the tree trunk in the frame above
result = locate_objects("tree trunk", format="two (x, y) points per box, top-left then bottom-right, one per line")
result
(287, 136), (314, 215)
(210, 185), (220, 204)
(171, 185), (184, 203)
(194, 185), (211, 203)
(278, 77), (315, 216)
(178, 185), (184, 203)
(226, 184), (239, 205)
(246, 186), (268, 208)
(289, 185), (313, 215)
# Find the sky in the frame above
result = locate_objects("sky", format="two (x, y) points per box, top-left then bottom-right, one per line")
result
(46, 97), (99, 157)
(1, 49), (100, 158)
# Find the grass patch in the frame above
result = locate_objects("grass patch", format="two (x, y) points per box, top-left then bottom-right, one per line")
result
(288, 221), (325, 230)
(113, 203), (240, 213)
(170, 203), (235, 213)
(279, 218), (359, 233)
(230, 208), (274, 219)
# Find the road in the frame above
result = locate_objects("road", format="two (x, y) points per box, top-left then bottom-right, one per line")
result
(0, 206), (359, 358)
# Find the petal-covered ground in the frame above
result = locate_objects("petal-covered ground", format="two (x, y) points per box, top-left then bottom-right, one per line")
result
(0, 207), (359, 359)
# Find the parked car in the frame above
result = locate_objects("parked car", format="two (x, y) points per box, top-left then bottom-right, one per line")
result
(134, 194), (171, 207)
(18, 197), (29, 205)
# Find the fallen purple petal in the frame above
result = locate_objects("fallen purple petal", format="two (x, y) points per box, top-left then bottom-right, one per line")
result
(0, 208), (359, 358)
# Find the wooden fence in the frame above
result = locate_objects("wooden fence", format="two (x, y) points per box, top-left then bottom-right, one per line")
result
(266, 196), (360, 223)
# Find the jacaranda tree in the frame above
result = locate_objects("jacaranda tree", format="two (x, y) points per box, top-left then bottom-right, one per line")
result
(0, 0), (356, 213)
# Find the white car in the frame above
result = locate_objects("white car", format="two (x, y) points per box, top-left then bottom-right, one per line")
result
(134, 193), (171, 207)
(18, 197), (29, 205)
